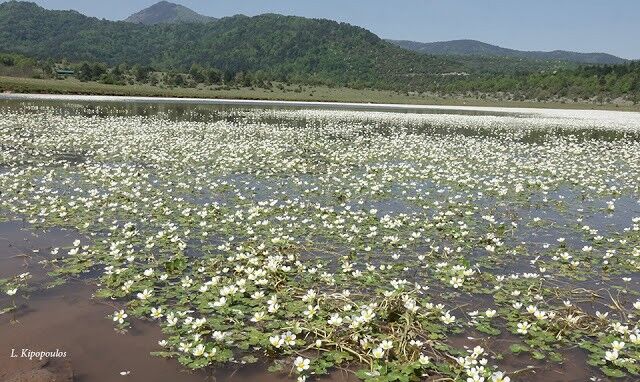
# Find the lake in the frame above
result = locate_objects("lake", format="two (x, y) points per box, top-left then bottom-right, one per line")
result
(1, 96), (639, 382)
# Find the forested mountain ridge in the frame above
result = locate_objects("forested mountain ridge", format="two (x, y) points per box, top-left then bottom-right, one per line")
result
(0, 1), (570, 88)
(389, 39), (627, 65)
(124, 1), (215, 25)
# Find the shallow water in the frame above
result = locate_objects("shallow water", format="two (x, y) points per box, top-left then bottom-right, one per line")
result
(1, 98), (639, 381)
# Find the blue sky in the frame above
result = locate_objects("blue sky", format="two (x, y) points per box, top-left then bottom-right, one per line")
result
(7, 0), (639, 59)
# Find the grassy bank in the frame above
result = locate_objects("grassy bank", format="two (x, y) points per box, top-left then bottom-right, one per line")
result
(1, 76), (638, 111)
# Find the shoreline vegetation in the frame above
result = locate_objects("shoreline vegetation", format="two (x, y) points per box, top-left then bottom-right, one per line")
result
(1, 76), (639, 112)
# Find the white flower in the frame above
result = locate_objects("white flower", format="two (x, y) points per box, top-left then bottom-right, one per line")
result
(633, 301), (640, 310)
(6, 288), (17, 296)
(137, 289), (153, 300)
(113, 309), (128, 324)
(293, 356), (310, 372)
(409, 339), (424, 348)
(268, 303), (280, 313)
(178, 342), (192, 353)
(301, 289), (316, 302)
(533, 310), (547, 321)
(303, 304), (319, 318)
(212, 331), (226, 342)
(485, 309), (496, 318)
(360, 308), (376, 322)
(327, 313), (343, 326)
(251, 291), (265, 299)
(517, 321), (531, 335)
(166, 314), (178, 326)
(450, 276), (464, 288)
(192, 344), (206, 357)
(210, 296), (226, 307)
(605, 350), (619, 362)
(251, 311), (266, 322)
(380, 340), (393, 350)
(150, 307), (163, 319)
(372, 347), (385, 359)
(492, 371), (510, 382)
(611, 341), (625, 351)
(269, 335), (284, 348)
(282, 331), (297, 346)
(191, 317), (206, 330)
(440, 311), (455, 324)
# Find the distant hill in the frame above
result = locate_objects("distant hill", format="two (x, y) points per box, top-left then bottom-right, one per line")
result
(0, 1), (472, 88)
(124, 1), (215, 25)
(0, 2), (570, 78)
(389, 39), (627, 65)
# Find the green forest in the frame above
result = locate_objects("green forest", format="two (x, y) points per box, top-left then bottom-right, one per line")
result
(0, 1), (638, 103)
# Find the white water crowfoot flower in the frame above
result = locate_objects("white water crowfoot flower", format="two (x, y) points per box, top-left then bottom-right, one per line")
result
(113, 310), (128, 324)
(251, 311), (266, 322)
(327, 313), (343, 326)
(293, 356), (310, 372)
(491, 371), (510, 382)
(371, 347), (385, 359)
(166, 313), (178, 326)
(605, 350), (619, 362)
(6, 288), (17, 296)
(192, 344), (206, 357)
(517, 322), (531, 335)
(611, 341), (625, 351)
(440, 311), (456, 324)
(269, 335), (284, 349)
(484, 309), (496, 318)
(136, 289), (153, 300)
(150, 307), (163, 319)
(303, 304), (319, 318)
(380, 340), (393, 350)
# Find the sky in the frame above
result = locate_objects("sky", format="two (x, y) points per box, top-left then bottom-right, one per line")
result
(6, 0), (639, 59)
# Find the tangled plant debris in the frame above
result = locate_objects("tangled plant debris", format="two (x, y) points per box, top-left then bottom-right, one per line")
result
(1, 102), (640, 381)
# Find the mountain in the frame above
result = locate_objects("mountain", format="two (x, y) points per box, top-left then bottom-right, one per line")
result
(389, 39), (627, 65)
(0, 1), (473, 88)
(0, 2), (569, 79)
(124, 1), (215, 25)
